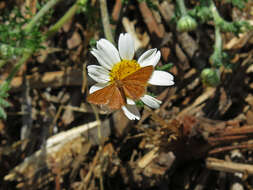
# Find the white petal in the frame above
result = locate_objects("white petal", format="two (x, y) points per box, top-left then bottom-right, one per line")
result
(97, 39), (120, 66)
(87, 65), (110, 76)
(127, 98), (135, 105)
(89, 83), (108, 94)
(88, 73), (109, 83)
(141, 95), (161, 109)
(91, 49), (112, 70)
(118, 33), (135, 60)
(138, 49), (156, 64)
(148, 71), (174, 86)
(151, 51), (161, 67)
(138, 49), (161, 67)
(87, 65), (110, 83)
(122, 105), (140, 120)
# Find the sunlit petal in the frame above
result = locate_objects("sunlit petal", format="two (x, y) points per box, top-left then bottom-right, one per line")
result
(87, 65), (110, 76)
(90, 49), (112, 70)
(138, 49), (156, 65)
(138, 49), (161, 67)
(118, 33), (135, 60)
(97, 39), (120, 66)
(148, 71), (174, 86)
(141, 95), (161, 109)
(88, 73), (110, 84)
(87, 65), (110, 83)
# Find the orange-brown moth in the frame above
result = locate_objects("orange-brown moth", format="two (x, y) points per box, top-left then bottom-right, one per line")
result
(87, 65), (153, 110)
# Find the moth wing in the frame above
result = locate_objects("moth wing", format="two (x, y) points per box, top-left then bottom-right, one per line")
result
(121, 66), (153, 100)
(121, 81), (146, 100)
(107, 86), (126, 110)
(87, 83), (125, 110)
(122, 66), (153, 84)
(87, 84), (115, 105)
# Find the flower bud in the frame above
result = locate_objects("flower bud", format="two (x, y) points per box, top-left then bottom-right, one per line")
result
(201, 68), (220, 87)
(197, 7), (212, 22)
(177, 15), (197, 32)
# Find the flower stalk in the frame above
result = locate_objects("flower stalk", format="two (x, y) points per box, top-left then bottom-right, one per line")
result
(24, 0), (62, 32)
(209, 26), (224, 68)
(99, 0), (115, 44)
(46, 0), (84, 37)
(209, 0), (224, 68)
(5, 51), (32, 85)
(200, 0), (222, 86)
(209, 0), (223, 29)
(176, 0), (187, 16)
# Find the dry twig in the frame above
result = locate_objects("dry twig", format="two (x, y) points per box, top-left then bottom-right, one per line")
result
(206, 157), (253, 175)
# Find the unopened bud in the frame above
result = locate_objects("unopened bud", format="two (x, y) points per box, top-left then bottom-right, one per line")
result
(201, 68), (220, 87)
(177, 15), (197, 32)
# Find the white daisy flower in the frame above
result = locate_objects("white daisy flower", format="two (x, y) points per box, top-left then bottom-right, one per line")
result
(87, 33), (174, 120)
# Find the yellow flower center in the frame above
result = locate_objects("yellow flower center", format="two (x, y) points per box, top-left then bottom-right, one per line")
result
(109, 60), (141, 83)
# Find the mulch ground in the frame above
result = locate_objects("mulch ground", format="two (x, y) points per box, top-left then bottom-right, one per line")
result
(1, 0), (253, 189)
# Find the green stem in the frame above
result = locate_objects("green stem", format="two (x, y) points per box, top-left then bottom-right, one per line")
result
(176, 0), (187, 16)
(210, 0), (222, 57)
(6, 51), (32, 84)
(46, 0), (81, 38)
(5, 0), (83, 85)
(99, 0), (114, 44)
(209, 0), (223, 25)
(25, 0), (62, 32)
(214, 26), (222, 53)
(209, 1), (223, 68)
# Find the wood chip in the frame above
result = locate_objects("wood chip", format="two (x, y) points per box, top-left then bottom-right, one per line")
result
(138, 147), (159, 168)
(122, 17), (147, 50)
(138, 2), (164, 39)
(206, 157), (253, 175)
(67, 31), (82, 49)
(6, 69), (88, 92)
